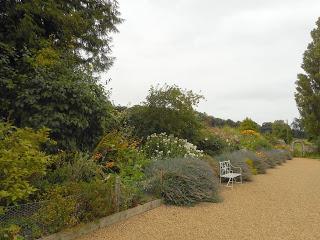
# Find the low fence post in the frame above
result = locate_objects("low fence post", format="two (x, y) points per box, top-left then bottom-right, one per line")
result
(115, 176), (121, 212)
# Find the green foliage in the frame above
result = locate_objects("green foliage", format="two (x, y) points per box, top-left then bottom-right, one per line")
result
(127, 85), (204, 143)
(272, 120), (293, 144)
(142, 133), (203, 160)
(209, 127), (241, 151)
(239, 118), (260, 132)
(145, 157), (220, 206)
(0, 0), (122, 72)
(66, 180), (115, 222)
(33, 188), (78, 235)
(0, 122), (52, 206)
(0, 224), (22, 240)
(93, 131), (149, 198)
(0, 60), (113, 151)
(295, 17), (320, 141)
(0, 0), (122, 151)
(37, 152), (105, 191)
(261, 122), (273, 134)
(195, 129), (227, 156)
(239, 130), (272, 151)
(199, 112), (240, 128)
(245, 159), (258, 175)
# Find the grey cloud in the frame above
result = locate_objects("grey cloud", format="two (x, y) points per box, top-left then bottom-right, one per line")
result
(104, 0), (320, 124)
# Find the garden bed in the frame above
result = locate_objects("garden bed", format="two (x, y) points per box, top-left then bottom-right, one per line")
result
(40, 199), (162, 240)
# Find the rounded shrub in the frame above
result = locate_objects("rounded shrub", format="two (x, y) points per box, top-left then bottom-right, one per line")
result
(145, 157), (220, 206)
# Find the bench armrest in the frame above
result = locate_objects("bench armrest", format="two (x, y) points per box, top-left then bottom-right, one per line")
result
(230, 164), (242, 173)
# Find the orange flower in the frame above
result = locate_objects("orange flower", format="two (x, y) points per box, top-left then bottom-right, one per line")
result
(241, 130), (259, 136)
(93, 152), (102, 160)
(106, 161), (115, 168)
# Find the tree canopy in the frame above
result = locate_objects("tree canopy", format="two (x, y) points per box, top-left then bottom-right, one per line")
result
(239, 118), (260, 132)
(295, 17), (320, 140)
(127, 85), (204, 143)
(0, 0), (123, 151)
(0, 0), (122, 72)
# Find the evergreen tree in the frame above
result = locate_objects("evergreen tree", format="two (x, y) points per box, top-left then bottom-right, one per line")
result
(295, 18), (320, 140)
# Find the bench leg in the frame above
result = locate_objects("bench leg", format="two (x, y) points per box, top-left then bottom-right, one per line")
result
(226, 177), (234, 188)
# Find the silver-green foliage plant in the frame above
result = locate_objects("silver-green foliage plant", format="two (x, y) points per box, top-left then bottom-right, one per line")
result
(215, 150), (253, 181)
(145, 157), (219, 206)
(143, 133), (203, 160)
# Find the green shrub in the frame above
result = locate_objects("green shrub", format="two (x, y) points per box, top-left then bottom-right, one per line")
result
(0, 224), (22, 240)
(145, 157), (220, 206)
(246, 159), (258, 175)
(39, 152), (105, 188)
(239, 130), (272, 151)
(196, 130), (227, 156)
(33, 187), (78, 235)
(0, 122), (53, 206)
(68, 180), (115, 222)
(143, 133), (203, 160)
(93, 131), (149, 201)
(209, 127), (241, 151)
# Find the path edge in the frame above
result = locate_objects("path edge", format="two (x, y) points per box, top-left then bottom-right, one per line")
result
(39, 199), (162, 240)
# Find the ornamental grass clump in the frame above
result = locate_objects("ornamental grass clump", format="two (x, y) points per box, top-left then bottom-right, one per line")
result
(145, 157), (220, 206)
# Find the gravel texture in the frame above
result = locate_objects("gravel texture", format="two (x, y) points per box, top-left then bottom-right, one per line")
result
(78, 158), (320, 240)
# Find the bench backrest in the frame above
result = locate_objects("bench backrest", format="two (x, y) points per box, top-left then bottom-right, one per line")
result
(219, 160), (231, 176)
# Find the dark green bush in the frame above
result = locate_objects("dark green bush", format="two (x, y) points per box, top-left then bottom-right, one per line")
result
(196, 132), (227, 156)
(145, 157), (220, 206)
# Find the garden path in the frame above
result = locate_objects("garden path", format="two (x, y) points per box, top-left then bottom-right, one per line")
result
(78, 158), (320, 240)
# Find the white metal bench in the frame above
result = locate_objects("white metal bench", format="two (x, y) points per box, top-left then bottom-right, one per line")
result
(219, 160), (242, 188)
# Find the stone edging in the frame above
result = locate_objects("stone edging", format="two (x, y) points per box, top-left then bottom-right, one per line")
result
(40, 199), (162, 240)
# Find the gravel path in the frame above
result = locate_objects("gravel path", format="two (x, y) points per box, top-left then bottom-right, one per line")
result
(78, 158), (320, 240)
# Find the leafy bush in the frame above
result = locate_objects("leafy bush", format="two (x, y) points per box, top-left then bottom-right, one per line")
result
(33, 187), (78, 235)
(239, 130), (272, 151)
(0, 122), (53, 206)
(93, 131), (149, 206)
(0, 224), (22, 240)
(239, 118), (260, 132)
(215, 150), (253, 181)
(126, 84), (204, 143)
(209, 127), (241, 151)
(39, 152), (105, 188)
(68, 180), (115, 222)
(196, 130), (227, 156)
(145, 157), (220, 206)
(246, 159), (258, 175)
(143, 133), (203, 160)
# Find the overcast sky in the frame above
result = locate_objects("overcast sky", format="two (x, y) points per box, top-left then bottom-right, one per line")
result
(103, 0), (320, 124)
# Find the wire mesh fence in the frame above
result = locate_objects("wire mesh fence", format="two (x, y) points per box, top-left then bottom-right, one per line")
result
(0, 177), (138, 240)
